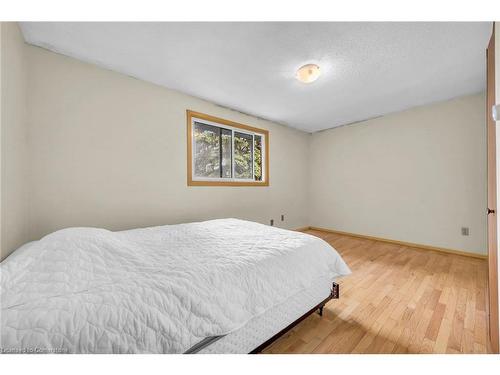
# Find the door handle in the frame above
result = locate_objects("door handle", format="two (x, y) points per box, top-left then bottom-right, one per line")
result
(488, 208), (496, 215)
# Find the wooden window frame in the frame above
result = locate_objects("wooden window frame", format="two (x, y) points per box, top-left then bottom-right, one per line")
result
(187, 110), (270, 187)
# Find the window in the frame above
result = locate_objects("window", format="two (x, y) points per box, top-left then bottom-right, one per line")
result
(187, 110), (269, 186)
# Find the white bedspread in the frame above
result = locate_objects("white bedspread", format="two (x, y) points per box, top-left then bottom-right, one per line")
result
(0, 219), (350, 353)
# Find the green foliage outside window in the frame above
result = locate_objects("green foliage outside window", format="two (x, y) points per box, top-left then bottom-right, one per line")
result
(193, 122), (262, 181)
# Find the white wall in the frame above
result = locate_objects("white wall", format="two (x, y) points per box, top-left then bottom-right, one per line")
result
(309, 93), (487, 255)
(24, 45), (310, 245)
(0, 23), (29, 260)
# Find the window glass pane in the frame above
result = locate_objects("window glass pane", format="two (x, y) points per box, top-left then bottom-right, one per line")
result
(234, 131), (253, 179)
(221, 128), (232, 178)
(191, 117), (266, 183)
(193, 122), (220, 178)
(254, 135), (262, 181)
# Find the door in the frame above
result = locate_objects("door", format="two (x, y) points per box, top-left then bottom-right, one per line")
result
(487, 24), (499, 354)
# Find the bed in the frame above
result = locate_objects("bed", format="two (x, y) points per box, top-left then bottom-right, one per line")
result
(0, 219), (350, 354)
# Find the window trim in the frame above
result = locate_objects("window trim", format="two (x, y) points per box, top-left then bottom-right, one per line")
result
(187, 110), (269, 186)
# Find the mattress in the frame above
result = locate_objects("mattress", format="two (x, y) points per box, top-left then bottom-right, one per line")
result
(1, 219), (350, 353)
(198, 275), (333, 354)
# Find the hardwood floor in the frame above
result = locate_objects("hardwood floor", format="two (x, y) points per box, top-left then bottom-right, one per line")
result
(262, 230), (490, 354)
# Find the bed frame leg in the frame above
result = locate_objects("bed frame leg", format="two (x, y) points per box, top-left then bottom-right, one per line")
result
(318, 305), (324, 316)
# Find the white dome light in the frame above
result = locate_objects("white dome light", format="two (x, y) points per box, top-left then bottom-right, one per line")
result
(296, 63), (321, 83)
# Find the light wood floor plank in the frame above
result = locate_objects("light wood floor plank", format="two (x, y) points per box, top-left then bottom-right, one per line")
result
(262, 230), (490, 354)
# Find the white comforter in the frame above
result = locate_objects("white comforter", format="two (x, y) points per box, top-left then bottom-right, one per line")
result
(0, 219), (350, 353)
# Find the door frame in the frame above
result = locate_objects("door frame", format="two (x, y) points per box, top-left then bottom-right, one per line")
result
(487, 23), (499, 354)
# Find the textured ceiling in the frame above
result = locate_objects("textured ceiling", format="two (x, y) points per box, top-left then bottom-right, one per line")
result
(20, 22), (492, 132)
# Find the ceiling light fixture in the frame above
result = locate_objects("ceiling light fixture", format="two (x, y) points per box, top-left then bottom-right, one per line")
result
(296, 63), (321, 83)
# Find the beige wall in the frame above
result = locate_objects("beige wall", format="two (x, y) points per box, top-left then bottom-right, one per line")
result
(309, 93), (487, 255)
(0, 23), (29, 260)
(0, 22), (489, 261)
(0, 22), (2, 254)
(24, 45), (310, 243)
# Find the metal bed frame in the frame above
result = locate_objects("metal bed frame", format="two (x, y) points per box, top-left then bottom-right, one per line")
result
(249, 282), (339, 353)
(185, 282), (340, 354)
